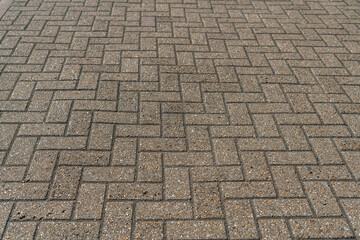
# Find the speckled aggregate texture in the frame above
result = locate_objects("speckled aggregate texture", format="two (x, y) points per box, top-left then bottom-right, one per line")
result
(0, 0), (359, 238)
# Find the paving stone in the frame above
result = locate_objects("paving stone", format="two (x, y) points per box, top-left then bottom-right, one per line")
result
(187, 126), (211, 151)
(343, 114), (360, 136)
(237, 138), (286, 151)
(88, 123), (113, 150)
(0, 166), (26, 181)
(1, 0), (360, 236)
(66, 111), (92, 136)
(242, 152), (271, 180)
(116, 125), (160, 137)
(133, 221), (163, 240)
(259, 219), (291, 240)
(289, 218), (353, 239)
(25, 151), (57, 181)
(12, 201), (73, 220)
(303, 125), (351, 137)
(74, 183), (105, 219)
(298, 165), (353, 180)
(254, 199), (312, 217)
(3, 222), (37, 240)
(221, 182), (276, 199)
(108, 183), (162, 200)
(139, 138), (186, 152)
(213, 138), (239, 165)
(332, 181), (360, 198)
(0, 183), (48, 200)
(309, 138), (343, 164)
(0, 202), (12, 237)
(82, 167), (134, 182)
(271, 166), (304, 197)
(93, 112), (137, 124)
(101, 202), (132, 239)
(304, 181), (342, 216)
(162, 113), (185, 137)
(210, 126), (255, 137)
(166, 220), (226, 239)
(136, 201), (192, 220)
(50, 166), (81, 200)
(342, 151), (360, 180)
(112, 138), (136, 165)
(280, 125), (310, 150)
(37, 222), (100, 240)
(6, 137), (37, 165)
(165, 167), (190, 200)
(19, 124), (65, 136)
(38, 137), (87, 150)
(225, 200), (258, 239)
(164, 152), (213, 166)
(46, 100), (72, 123)
(341, 199), (360, 238)
(193, 182), (223, 219)
(59, 151), (110, 166)
(137, 152), (162, 182)
(253, 114), (279, 137)
(185, 114), (229, 125)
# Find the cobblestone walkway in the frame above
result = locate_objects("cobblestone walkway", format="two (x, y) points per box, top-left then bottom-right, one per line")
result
(0, 0), (360, 238)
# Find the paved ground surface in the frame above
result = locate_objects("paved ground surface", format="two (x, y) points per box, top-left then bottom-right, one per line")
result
(0, 0), (360, 238)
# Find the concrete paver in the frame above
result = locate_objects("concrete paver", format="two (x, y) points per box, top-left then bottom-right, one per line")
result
(0, 0), (360, 238)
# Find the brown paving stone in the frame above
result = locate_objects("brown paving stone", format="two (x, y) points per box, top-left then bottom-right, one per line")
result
(225, 200), (258, 239)
(259, 219), (291, 240)
(12, 201), (73, 220)
(108, 183), (162, 200)
(88, 123), (113, 150)
(309, 138), (343, 164)
(133, 221), (163, 240)
(332, 181), (360, 198)
(66, 111), (92, 136)
(139, 138), (186, 152)
(37, 222), (100, 240)
(137, 152), (162, 182)
(136, 201), (192, 220)
(289, 218), (353, 239)
(193, 182), (223, 219)
(166, 220), (226, 239)
(304, 181), (342, 216)
(165, 167), (190, 200)
(191, 166), (243, 182)
(221, 182), (276, 199)
(5, 137), (36, 165)
(342, 151), (360, 180)
(0, 203), (12, 237)
(3, 222), (37, 240)
(254, 199), (312, 217)
(164, 152), (213, 166)
(0, 183), (49, 200)
(298, 165), (353, 180)
(1, 0), (360, 237)
(74, 183), (105, 219)
(101, 202), (132, 239)
(82, 166), (134, 182)
(50, 166), (81, 200)
(59, 151), (110, 166)
(0, 166), (26, 181)
(271, 166), (304, 198)
(341, 199), (360, 238)
(242, 152), (271, 180)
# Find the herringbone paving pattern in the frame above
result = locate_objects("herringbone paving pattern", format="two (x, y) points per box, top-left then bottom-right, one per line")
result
(0, 0), (360, 238)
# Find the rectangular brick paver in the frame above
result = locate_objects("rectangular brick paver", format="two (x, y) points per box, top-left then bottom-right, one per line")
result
(0, 0), (359, 238)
